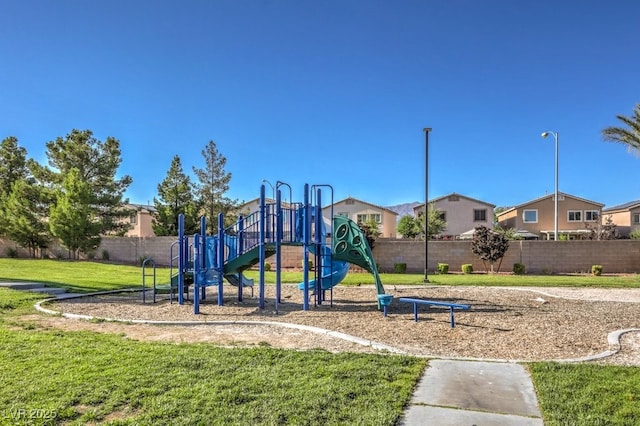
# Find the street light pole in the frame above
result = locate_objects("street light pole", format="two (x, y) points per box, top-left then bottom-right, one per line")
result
(423, 127), (432, 283)
(541, 131), (559, 241)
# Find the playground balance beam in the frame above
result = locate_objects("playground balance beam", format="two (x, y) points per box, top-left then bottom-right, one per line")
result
(398, 298), (471, 328)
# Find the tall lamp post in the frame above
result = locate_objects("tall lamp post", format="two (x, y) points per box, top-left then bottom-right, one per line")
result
(541, 131), (559, 241)
(423, 127), (432, 283)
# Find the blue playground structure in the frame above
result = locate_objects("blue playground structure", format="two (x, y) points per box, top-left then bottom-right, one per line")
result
(169, 182), (387, 314)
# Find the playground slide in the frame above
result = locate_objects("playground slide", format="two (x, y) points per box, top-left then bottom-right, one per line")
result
(224, 273), (254, 288)
(297, 259), (350, 291)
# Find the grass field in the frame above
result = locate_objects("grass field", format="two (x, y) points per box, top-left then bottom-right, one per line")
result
(1, 258), (639, 424)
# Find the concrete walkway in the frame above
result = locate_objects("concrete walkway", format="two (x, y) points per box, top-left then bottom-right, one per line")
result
(401, 359), (543, 425)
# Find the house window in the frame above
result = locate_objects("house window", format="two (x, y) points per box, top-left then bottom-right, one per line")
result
(130, 214), (138, 225)
(633, 213), (640, 224)
(357, 213), (381, 223)
(568, 210), (582, 222)
(438, 211), (446, 222)
(473, 209), (487, 222)
(448, 195), (459, 202)
(346, 198), (355, 205)
(523, 210), (538, 223)
(584, 210), (599, 222)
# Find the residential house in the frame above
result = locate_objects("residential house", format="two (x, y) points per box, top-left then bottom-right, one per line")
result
(324, 197), (398, 238)
(413, 193), (496, 239)
(602, 200), (640, 238)
(124, 204), (157, 238)
(238, 196), (397, 238)
(496, 192), (604, 240)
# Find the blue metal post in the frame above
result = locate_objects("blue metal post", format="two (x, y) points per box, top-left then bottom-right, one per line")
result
(193, 233), (200, 314)
(303, 184), (310, 311)
(237, 214), (244, 302)
(259, 185), (266, 309)
(315, 188), (323, 304)
(275, 188), (282, 314)
(200, 216), (206, 301)
(217, 213), (225, 306)
(178, 214), (185, 305)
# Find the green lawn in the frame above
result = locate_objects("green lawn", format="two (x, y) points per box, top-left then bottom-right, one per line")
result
(0, 288), (424, 425)
(1, 258), (640, 424)
(1, 258), (639, 292)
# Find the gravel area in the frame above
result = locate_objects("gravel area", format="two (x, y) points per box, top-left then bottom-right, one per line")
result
(38, 284), (640, 364)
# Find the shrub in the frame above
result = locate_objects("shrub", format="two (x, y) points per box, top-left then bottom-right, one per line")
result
(437, 263), (449, 274)
(87, 251), (96, 260)
(513, 263), (526, 275)
(461, 264), (473, 274)
(630, 229), (640, 240)
(265, 262), (271, 271)
(393, 263), (407, 274)
(102, 249), (110, 261)
(591, 265), (603, 276)
(5, 247), (18, 258)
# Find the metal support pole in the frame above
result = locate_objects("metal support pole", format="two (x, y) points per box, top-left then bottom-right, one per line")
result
(423, 127), (432, 283)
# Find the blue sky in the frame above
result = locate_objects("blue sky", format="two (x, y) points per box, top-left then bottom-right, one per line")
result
(2, 1), (639, 210)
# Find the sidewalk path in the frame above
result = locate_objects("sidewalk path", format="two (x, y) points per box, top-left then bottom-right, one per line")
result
(401, 359), (543, 425)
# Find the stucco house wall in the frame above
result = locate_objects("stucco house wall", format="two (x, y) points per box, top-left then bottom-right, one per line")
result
(497, 193), (603, 240)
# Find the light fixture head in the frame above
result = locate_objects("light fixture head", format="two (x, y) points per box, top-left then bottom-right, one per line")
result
(541, 131), (549, 138)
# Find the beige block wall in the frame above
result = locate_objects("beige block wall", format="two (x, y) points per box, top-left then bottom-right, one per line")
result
(2, 237), (639, 274)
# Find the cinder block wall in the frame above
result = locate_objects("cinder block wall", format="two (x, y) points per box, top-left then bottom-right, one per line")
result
(2, 237), (639, 274)
(372, 239), (640, 274)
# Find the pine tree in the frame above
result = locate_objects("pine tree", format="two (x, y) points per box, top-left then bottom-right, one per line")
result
(0, 136), (32, 236)
(30, 129), (133, 236)
(49, 168), (102, 258)
(3, 179), (50, 257)
(192, 140), (239, 234)
(153, 155), (199, 236)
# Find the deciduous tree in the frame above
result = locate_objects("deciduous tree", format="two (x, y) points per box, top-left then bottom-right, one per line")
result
(471, 226), (509, 273)
(397, 215), (420, 239)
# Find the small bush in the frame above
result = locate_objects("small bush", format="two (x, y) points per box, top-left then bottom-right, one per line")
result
(630, 229), (640, 240)
(393, 263), (407, 274)
(265, 262), (271, 271)
(87, 251), (96, 260)
(102, 250), (110, 261)
(591, 265), (603, 276)
(437, 263), (449, 274)
(461, 264), (473, 274)
(513, 263), (526, 275)
(5, 247), (18, 258)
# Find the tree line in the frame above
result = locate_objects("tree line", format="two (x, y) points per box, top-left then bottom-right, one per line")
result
(0, 130), (236, 259)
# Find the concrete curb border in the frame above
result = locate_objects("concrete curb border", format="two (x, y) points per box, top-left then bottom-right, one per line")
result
(33, 289), (640, 363)
(34, 292), (407, 355)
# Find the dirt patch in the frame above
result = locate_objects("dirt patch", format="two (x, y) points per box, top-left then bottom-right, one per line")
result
(29, 285), (640, 363)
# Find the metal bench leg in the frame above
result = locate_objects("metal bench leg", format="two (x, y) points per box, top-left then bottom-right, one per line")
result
(413, 303), (419, 322)
(449, 307), (455, 328)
